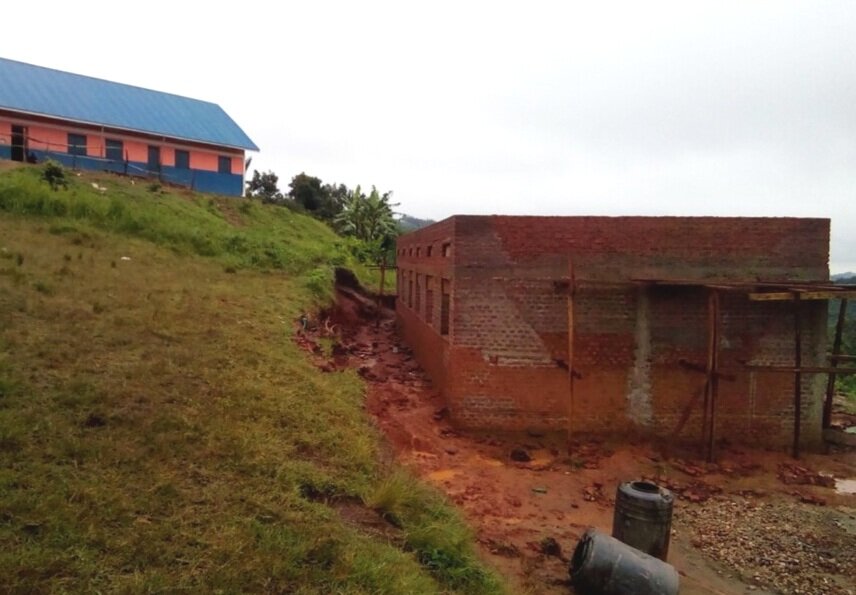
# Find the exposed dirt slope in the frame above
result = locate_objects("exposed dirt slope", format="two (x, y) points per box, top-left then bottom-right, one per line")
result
(297, 286), (856, 595)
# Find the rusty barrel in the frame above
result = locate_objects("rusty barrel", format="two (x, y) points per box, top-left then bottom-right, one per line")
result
(612, 480), (674, 560)
(570, 528), (680, 595)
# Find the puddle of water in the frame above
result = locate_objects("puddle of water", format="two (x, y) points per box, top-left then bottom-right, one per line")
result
(835, 478), (856, 495)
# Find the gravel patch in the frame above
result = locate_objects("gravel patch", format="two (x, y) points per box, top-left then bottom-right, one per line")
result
(677, 496), (856, 594)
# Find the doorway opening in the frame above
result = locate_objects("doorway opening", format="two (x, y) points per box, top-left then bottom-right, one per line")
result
(11, 125), (26, 162)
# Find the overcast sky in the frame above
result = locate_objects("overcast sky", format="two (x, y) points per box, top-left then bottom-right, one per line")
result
(4, 1), (855, 272)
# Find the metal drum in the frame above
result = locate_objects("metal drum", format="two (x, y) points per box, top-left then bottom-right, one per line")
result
(612, 480), (674, 561)
(570, 528), (680, 595)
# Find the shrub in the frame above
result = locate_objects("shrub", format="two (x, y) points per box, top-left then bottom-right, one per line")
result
(41, 160), (68, 191)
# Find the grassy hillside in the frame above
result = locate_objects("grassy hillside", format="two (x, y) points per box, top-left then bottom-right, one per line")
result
(0, 164), (499, 593)
(0, 163), (395, 301)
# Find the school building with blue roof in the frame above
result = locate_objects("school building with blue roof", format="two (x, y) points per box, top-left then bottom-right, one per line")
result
(0, 57), (258, 196)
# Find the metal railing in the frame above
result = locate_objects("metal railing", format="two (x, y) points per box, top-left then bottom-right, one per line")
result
(0, 133), (197, 189)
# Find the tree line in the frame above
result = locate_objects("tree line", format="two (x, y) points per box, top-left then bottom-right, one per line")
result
(246, 170), (398, 263)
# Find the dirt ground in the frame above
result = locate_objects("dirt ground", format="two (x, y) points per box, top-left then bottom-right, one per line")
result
(297, 287), (856, 595)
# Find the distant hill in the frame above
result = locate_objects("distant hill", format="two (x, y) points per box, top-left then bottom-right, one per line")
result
(397, 214), (435, 233)
(832, 272), (856, 283)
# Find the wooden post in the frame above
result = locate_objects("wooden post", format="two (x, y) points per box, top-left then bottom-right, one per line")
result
(704, 289), (720, 462)
(376, 254), (387, 328)
(566, 260), (575, 455)
(793, 292), (802, 459)
(824, 299), (848, 428)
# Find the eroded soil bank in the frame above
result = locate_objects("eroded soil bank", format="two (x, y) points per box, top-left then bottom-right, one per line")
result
(296, 286), (856, 595)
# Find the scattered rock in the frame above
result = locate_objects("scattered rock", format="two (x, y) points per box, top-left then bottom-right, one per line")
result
(648, 475), (721, 504)
(795, 491), (827, 506)
(483, 538), (521, 557)
(673, 459), (707, 477)
(357, 364), (375, 379)
(539, 536), (563, 558)
(510, 447), (531, 462)
(582, 482), (607, 503)
(679, 497), (855, 594)
(778, 462), (836, 488)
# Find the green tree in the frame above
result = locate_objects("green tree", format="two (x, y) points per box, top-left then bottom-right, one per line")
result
(335, 186), (399, 261)
(245, 170), (283, 203)
(288, 172), (327, 212)
(319, 182), (349, 222)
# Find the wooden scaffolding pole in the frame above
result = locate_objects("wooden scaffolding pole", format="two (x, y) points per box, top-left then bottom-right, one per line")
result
(793, 292), (802, 459)
(566, 260), (575, 455)
(702, 289), (721, 462)
(824, 299), (848, 428)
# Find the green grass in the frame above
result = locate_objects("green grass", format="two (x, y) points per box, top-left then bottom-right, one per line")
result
(0, 165), (498, 594)
(0, 164), (389, 301)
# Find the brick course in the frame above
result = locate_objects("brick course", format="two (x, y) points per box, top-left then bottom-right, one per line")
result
(396, 215), (830, 450)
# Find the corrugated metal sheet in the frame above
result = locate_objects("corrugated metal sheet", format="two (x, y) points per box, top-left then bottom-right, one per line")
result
(0, 57), (258, 151)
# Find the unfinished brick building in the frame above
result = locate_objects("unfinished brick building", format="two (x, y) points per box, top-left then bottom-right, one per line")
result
(396, 215), (834, 453)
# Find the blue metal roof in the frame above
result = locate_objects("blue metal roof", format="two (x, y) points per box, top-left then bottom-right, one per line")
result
(0, 57), (258, 151)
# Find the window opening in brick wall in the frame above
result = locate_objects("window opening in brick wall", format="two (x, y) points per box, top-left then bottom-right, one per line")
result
(442, 242), (452, 257)
(427, 245), (433, 257)
(408, 272), (414, 309)
(415, 274), (421, 314)
(440, 278), (451, 335)
(425, 275), (434, 325)
(416, 247), (421, 257)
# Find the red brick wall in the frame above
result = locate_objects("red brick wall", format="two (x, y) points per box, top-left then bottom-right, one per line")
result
(397, 215), (830, 450)
(396, 219), (455, 396)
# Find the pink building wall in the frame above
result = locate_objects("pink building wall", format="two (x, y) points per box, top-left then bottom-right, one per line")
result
(161, 147), (175, 167)
(0, 115), (242, 173)
(125, 140), (148, 163)
(193, 152), (218, 171)
(27, 126), (77, 153)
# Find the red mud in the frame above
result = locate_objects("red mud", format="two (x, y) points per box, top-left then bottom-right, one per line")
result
(295, 287), (856, 595)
